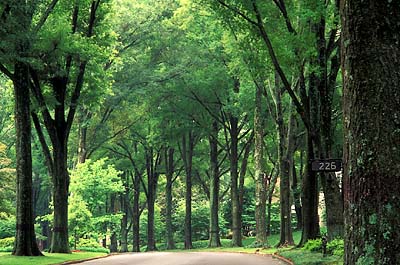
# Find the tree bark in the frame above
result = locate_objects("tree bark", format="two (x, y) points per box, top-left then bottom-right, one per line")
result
(146, 147), (158, 251)
(208, 121), (221, 248)
(299, 131), (320, 246)
(291, 164), (302, 231)
(132, 170), (141, 252)
(181, 132), (194, 249)
(120, 175), (128, 253)
(341, 1), (400, 264)
(275, 79), (294, 246)
(254, 82), (267, 246)
(12, 61), (42, 256)
(228, 115), (242, 247)
(165, 147), (175, 249)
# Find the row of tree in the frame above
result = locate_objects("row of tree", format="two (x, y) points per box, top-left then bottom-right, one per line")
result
(0, 0), (399, 264)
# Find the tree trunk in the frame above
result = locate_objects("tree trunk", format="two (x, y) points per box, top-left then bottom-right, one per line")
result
(299, 131), (320, 246)
(49, 140), (70, 253)
(208, 121), (221, 248)
(12, 59), (42, 256)
(120, 183), (128, 252)
(254, 83), (267, 246)
(292, 164), (302, 231)
(109, 195), (118, 253)
(132, 171), (141, 252)
(275, 81), (294, 246)
(314, 15), (344, 241)
(146, 147), (157, 251)
(229, 115), (242, 247)
(165, 148), (175, 249)
(181, 132), (194, 249)
(341, 1), (400, 264)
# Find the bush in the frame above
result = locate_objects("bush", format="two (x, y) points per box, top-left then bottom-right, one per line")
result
(302, 239), (322, 252)
(0, 247), (13, 252)
(77, 246), (110, 253)
(327, 238), (344, 256)
(0, 218), (15, 239)
(0, 237), (14, 248)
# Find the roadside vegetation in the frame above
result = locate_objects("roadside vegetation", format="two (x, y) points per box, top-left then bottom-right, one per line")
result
(0, 252), (107, 265)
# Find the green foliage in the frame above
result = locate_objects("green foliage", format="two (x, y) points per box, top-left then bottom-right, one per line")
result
(0, 218), (15, 239)
(0, 237), (14, 248)
(303, 239), (323, 252)
(76, 247), (110, 254)
(0, 252), (107, 265)
(279, 249), (343, 265)
(327, 239), (344, 257)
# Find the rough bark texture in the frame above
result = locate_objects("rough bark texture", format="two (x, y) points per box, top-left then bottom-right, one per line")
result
(50, 139), (70, 253)
(208, 121), (221, 248)
(254, 83), (267, 246)
(341, 1), (400, 264)
(12, 61), (42, 256)
(165, 148), (176, 250)
(276, 84), (294, 246)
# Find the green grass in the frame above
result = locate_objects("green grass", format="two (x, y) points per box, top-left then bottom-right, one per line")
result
(278, 249), (343, 265)
(0, 251), (107, 265)
(156, 231), (343, 265)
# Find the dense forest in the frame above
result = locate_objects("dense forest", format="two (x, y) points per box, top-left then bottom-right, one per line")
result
(0, 1), (399, 265)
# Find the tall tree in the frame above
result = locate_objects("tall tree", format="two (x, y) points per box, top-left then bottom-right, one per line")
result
(0, 1), (43, 256)
(341, 1), (400, 264)
(254, 78), (267, 246)
(208, 121), (221, 247)
(29, 1), (114, 252)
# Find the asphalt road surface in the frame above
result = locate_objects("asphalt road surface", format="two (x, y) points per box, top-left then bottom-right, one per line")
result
(79, 252), (288, 265)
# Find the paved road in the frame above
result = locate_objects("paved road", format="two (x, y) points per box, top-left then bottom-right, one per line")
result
(79, 252), (288, 265)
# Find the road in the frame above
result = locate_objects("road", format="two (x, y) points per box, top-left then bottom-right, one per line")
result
(79, 252), (288, 265)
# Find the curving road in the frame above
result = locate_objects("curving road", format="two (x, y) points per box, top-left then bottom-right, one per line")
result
(79, 252), (288, 265)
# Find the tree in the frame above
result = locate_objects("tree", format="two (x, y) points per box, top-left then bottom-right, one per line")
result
(0, 1), (43, 256)
(341, 1), (400, 264)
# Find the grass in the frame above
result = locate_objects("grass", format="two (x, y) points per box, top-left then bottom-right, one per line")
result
(156, 231), (343, 265)
(278, 249), (343, 265)
(0, 251), (107, 265)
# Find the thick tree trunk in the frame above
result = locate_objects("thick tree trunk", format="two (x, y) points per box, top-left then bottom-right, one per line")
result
(208, 121), (221, 248)
(299, 131), (320, 246)
(49, 141), (70, 253)
(341, 1), (400, 264)
(273, 74), (294, 247)
(12, 60), (42, 256)
(165, 148), (175, 249)
(254, 84), (267, 246)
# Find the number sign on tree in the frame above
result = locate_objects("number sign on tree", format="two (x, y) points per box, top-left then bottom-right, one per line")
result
(311, 159), (342, 172)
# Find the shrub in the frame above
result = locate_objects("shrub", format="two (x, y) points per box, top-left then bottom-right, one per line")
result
(0, 247), (13, 252)
(327, 238), (344, 256)
(0, 237), (14, 248)
(77, 246), (110, 253)
(302, 239), (322, 252)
